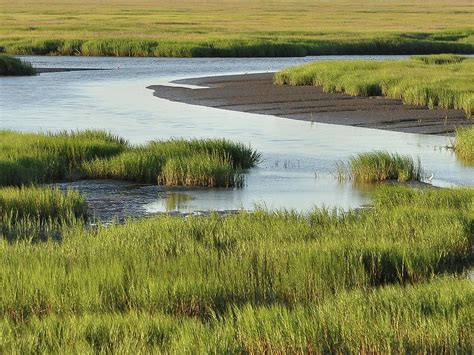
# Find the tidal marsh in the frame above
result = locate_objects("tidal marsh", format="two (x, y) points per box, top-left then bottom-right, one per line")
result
(0, 130), (259, 188)
(275, 55), (474, 117)
(0, 185), (472, 352)
(1, 1), (473, 57)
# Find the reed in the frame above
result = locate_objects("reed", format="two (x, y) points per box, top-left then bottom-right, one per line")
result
(1, 131), (259, 188)
(0, 186), (472, 351)
(158, 153), (243, 188)
(0, 130), (128, 186)
(0, 186), (87, 223)
(0, 54), (35, 76)
(0, 277), (471, 353)
(337, 151), (423, 182)
(275, 56), (474, 117)
(454, 127), (474, 161)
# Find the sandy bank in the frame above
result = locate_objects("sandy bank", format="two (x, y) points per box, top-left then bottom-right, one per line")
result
(148, 73), (472, 135)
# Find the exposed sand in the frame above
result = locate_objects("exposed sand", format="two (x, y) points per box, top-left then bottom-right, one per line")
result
(148, 73), (472, 135)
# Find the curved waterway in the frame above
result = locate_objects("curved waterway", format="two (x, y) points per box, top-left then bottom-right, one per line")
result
(1, 56), (472, 216)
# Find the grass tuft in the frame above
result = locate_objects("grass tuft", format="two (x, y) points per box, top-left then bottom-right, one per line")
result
(411, 53), (468, 65)
(454, 127), (474, 162)
(337, 151), (423, 182)
(0, 54), (35, 76)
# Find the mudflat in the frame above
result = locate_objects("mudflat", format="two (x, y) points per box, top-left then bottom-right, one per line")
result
(148, 73), (472, 135)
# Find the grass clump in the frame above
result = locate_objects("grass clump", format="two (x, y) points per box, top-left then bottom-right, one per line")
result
(158, 153), (242, 188)
(338, 151), (423, 182)
(0, 130), (128, 186)
(0, 186), (87, 223)
(411, 53), (468, 65)
(82, 138), (259, 187)
(454, 127), (474, 161)
(0, 54), (35, 76)
(275, 56), (474, 118)
(0, 186), (87, 242)
(1, 131), (259, 188)
(0, 186), (472, 350)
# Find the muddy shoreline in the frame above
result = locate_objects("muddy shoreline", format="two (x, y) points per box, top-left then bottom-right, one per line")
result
(148, 73), (472, 135)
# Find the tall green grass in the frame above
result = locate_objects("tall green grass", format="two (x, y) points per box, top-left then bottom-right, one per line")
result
(0, 130), (128, 186)
(0, 277), (471, 353)
(0, 54), (35, 76)
(275, 56), (474, 118)
(454, 126), (474, 161)
(0, 186), (87, 242)
(2, 35), (473, 57)
(0, 131), (259, 188)
(158, 153), (243, 188)
(0, 186), (87, 223)
(0, 186), (472, 351)
(337, 151), (423, 182)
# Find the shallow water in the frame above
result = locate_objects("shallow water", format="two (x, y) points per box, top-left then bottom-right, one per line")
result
(1, 56), (472, 215)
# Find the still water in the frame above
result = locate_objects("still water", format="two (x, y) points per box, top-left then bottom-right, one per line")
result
(1, 56), (472, 215)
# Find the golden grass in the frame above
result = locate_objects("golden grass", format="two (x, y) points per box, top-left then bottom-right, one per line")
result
(0, 0), (472, 56)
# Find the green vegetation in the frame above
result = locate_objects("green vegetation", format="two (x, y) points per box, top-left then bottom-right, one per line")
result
(0, 185), (472, 352)
(0, 54), (35, 76)
(0, 130), (259, 188)
(454, 127), (474, 161)
(1, 1), (473, 57)
(275, 56), (474, 117)
(337, 151), (423, 182)
(0, 186), (87, 223)
(411, 53), (468, 65)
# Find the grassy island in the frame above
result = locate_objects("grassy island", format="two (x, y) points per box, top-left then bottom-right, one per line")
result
(275, 55), (474, 117)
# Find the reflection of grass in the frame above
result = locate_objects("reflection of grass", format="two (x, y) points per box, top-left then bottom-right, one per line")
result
(163, 192), (193, 211)
(1, 130), (259, 188)
(275, 56), (474, 117)
(0, 54), (35, 76)
(1, 0), (473, 56)
(337, 151), (423, 182)
(1, 186), (473, 351)
(454, 127), (474, 162)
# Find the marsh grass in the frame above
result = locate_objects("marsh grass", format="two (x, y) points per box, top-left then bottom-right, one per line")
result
(0, 54), (35, 76)
(275, 56), (474, 117)
(0, 186), (87, 242)
(0, 130), (128, 185)
(0, 186), (473, 351)
(337, 151), (423, 182)
(1, 0), (473, 57)
(411, 53), (468, 65)
(158, 153), (243, 188)
(1, 131), (259, 188)
(0, 277), (471, 353)
(0, 186), (87, 222)
(454, 127), (474, 161)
